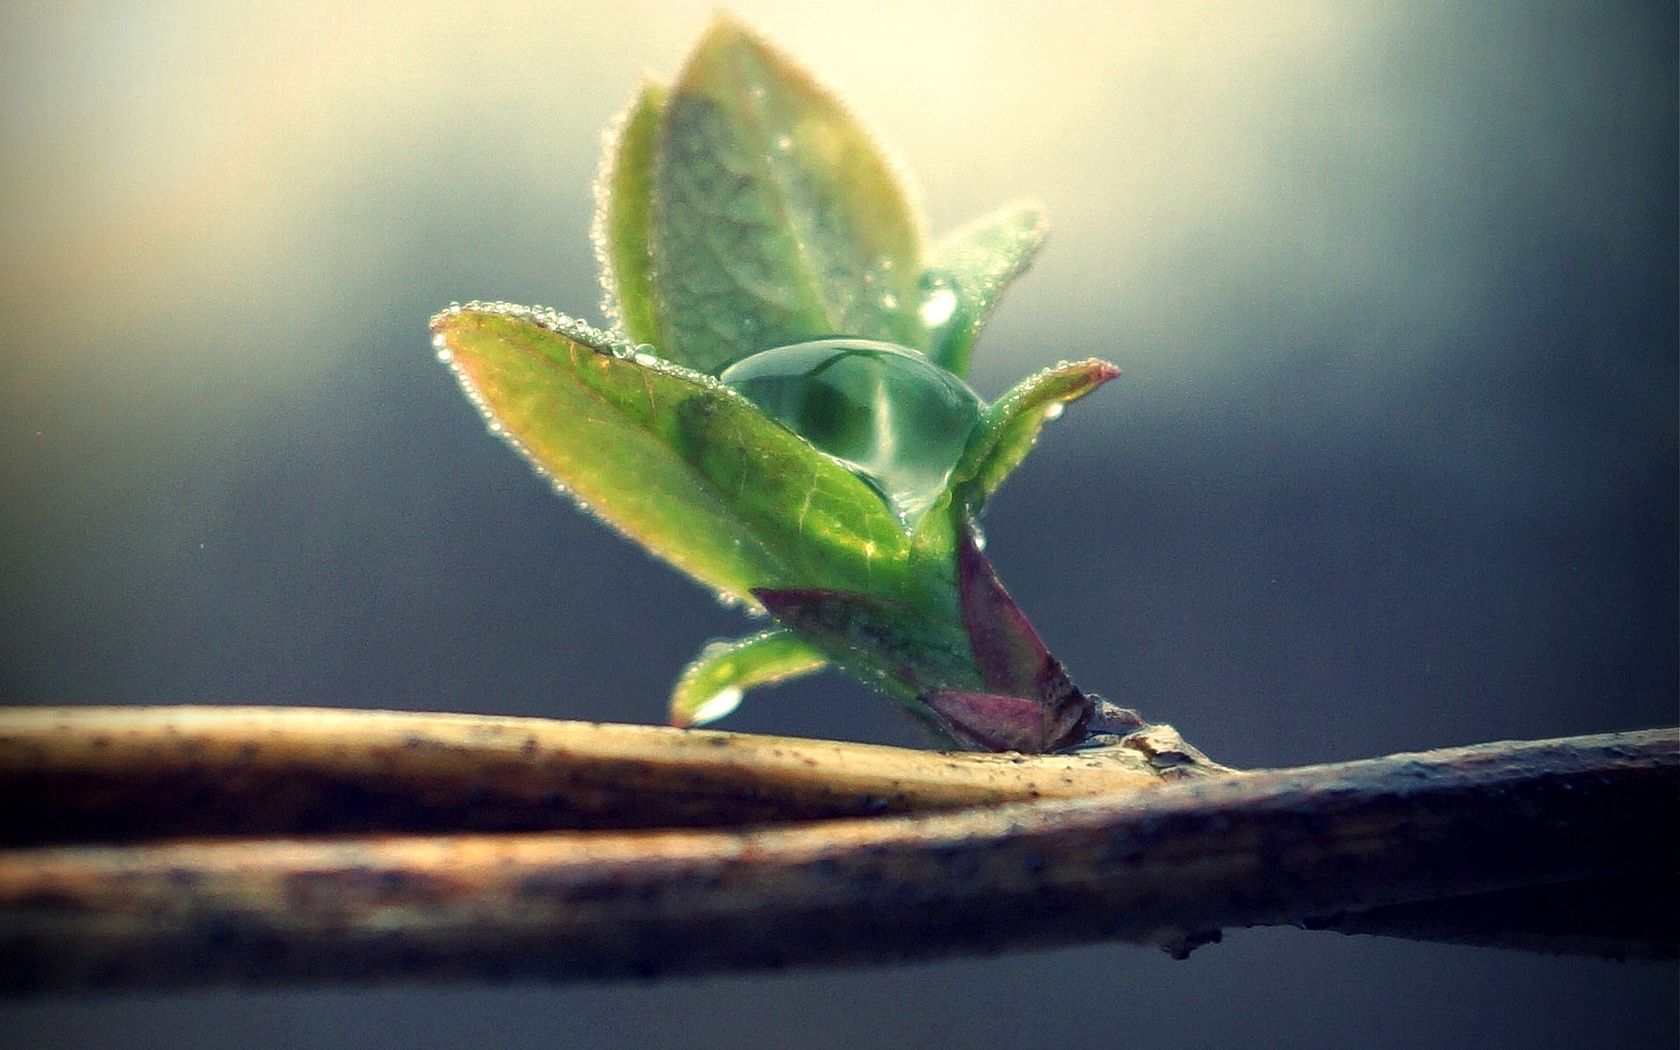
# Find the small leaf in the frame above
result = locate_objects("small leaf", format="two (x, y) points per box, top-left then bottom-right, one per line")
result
(651, 17), (927, 373)
(432, 304), (911, 604)
(595, 81), (668, 348)
(906, 358), (1117, 584)
(924, 201), (1048, 377)
(925, 526), (1091, 753)
(669, 628), (827, 727)
(955, 525), (1065, 701)
(953, 358), (1120, 508)
(923, 689), (1078, 753)
(752, 587), (982, 705)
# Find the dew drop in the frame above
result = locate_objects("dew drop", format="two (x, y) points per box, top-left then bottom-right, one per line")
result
(917, 270), (963, 335)
(1043, 402), (1065, 421)
(718, 339), (983, 524)
(774, 133), (793, 152)
(688, 686), (744, 726)
(920, 287), (957, 328)
(697, 639), (734, 660)
(880, 292), (899, 311)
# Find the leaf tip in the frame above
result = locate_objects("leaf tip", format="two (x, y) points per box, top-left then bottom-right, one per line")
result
(690, 11), (770, 70)
(1002, 198), (1049, 234)
(426, 304), (460, 335)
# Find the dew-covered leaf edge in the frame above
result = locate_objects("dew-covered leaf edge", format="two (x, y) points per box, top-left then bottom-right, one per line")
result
(594, 80), (669, 350)
(430, 302), (916, 606)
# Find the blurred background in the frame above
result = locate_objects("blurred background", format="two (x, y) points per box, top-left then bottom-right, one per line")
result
(1, 1), (1674, 1047)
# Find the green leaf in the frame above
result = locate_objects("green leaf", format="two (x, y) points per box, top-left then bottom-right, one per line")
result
(954, 358), (1120, 508)
(595, 81), (668, 348)
(925, 202), (1048, 377)
(669, 628), (827, 727)
(753, 587), (983, 708)
(651, 17), (927, 373)
(904, 359), (1119, 578)
(431, 304), (912, 605)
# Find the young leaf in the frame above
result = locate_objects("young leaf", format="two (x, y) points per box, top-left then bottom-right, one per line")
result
(432, 304), (911, 604)
(924, 202), (1048, 377)
(595, 81), (668, 348)
(923, 689), (1084, 754)
(955, 525), (1067, 702)
(919, 527), (1092, 754)
(905, 358), (1119, 575)
(669, 628), (827, 727)
(953, 358), (1120, 509)
(651, 17), (927, 373)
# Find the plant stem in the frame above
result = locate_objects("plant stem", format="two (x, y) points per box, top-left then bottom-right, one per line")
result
(0, 708), (1671, 991)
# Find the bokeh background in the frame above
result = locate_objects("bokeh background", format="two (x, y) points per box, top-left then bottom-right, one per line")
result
(2, 1), (1674, 1047)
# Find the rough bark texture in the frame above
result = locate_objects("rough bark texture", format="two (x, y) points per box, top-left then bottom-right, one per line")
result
(0, 707), (1671, 993)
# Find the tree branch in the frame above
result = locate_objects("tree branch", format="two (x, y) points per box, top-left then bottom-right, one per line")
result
(0, 706), (1212, 845)
(0, 706), (1671, 992)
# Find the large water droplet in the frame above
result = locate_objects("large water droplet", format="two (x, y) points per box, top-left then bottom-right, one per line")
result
(718, 339), (983, 524)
